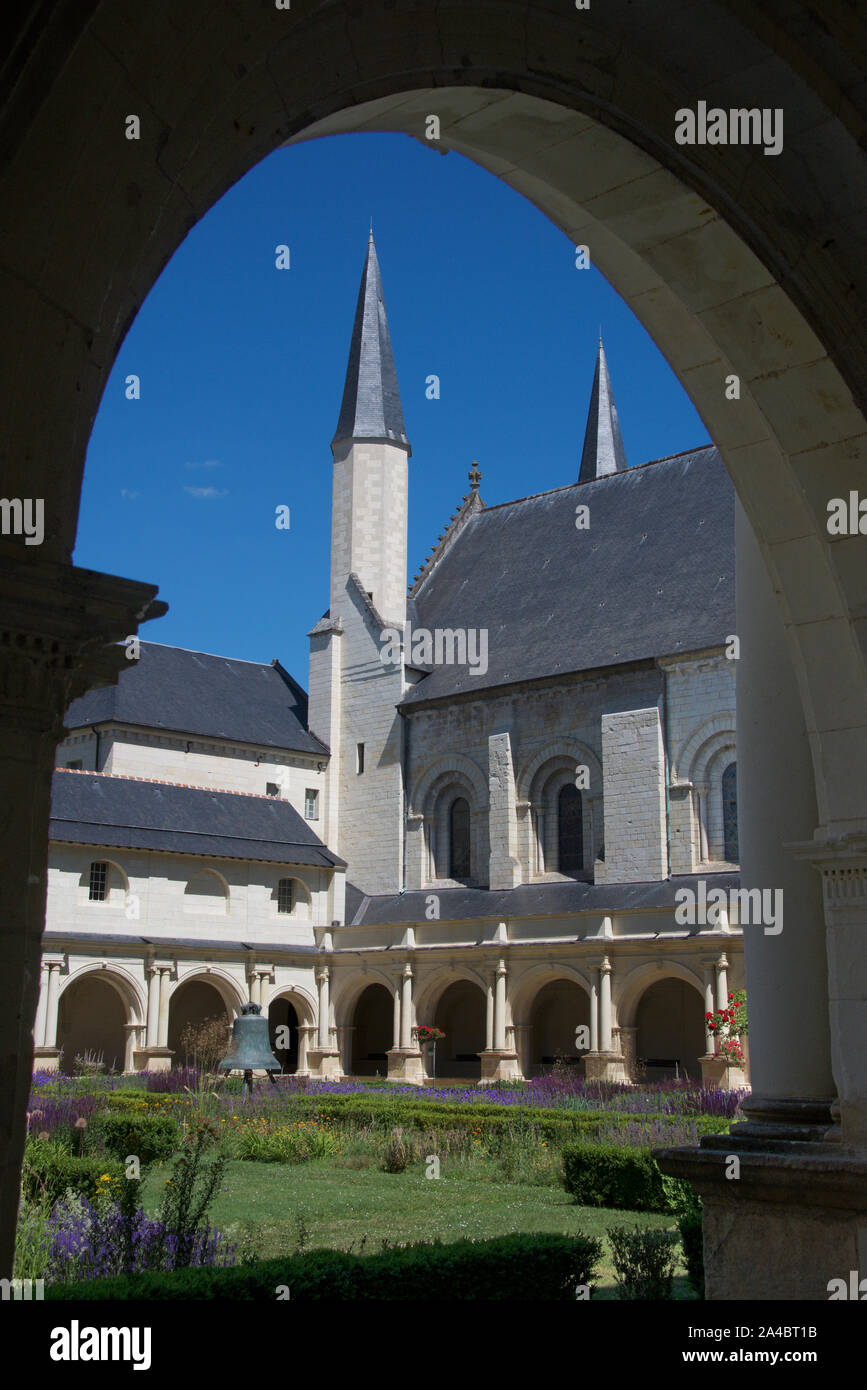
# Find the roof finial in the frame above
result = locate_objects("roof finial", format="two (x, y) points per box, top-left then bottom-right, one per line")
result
(468, 460), (482, 491)
(369, 216), (374, 241)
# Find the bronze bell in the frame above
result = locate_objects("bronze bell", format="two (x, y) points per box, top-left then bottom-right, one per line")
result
(218, 1002), (282, 1076)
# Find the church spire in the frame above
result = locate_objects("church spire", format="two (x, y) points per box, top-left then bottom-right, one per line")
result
(578, 335), (627, 482)
(332, 232), (409, 451)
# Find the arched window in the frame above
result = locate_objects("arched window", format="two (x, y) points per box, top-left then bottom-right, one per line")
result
(277, 878), (296, 914)
(88, 861), (109, 902)
(722, 762), (738, 862)
(449, 797), (471, 880)
(557, 785), (583, 872)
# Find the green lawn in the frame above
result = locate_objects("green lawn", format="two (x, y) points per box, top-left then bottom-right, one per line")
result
(142, 1157), (697, 1299)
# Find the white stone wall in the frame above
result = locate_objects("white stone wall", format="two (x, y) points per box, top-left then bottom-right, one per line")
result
(55, 727), (328, 826)
(46, 843), (334, 943)
(662, 651), (737, 873)
(596, 706), (668, 883)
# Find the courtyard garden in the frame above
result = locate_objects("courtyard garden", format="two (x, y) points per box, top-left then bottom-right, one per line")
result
(17, 1065), (742, 1299)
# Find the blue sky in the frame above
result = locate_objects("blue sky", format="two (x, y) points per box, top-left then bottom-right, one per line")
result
(75, 133), (710, 683)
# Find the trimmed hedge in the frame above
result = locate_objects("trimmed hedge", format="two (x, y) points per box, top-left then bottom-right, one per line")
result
(678, 1209), (705, 1298)
(22, 1149), (125, 1209)
(560, 1141), (669, 1212)
(46, 1232), (603, 1301)
(86, 1111), (181, 1164)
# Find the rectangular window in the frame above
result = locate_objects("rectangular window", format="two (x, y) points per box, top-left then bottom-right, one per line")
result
(356, 743), (365, 775)
(88, 861), (108, 902)
(304, 788), (319, 820)
(277, 878), (295, 914)
(265, 782), (280, 797)
(66, 760), (83, 770)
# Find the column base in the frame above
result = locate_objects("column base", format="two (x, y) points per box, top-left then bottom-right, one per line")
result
(136, 1047), (174, 1073)
(699, 1054), (749, 1090)
(583, 1050), (628, 1082)
(32, 1047), (62, 1074)
(386, 1048), (425, 1085)
(655, 1125), (867, 1300)
(306, 1048), (343, 1080)
(479, 1050), (521, 1083)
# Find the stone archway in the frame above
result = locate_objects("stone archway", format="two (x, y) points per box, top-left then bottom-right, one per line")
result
(3, 0), (866, 1294)
(167, 980), (231, 1069)
(432, 980), (487, 1081)
(57, 974), (129, 1075)
(351, 984), (393, 1077)
(634, 978), (707, 1084)
(528, 979), (591, 1078)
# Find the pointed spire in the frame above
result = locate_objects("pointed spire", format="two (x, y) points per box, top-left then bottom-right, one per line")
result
(578, 335), (627, 483)
(332, 232), (409, 451)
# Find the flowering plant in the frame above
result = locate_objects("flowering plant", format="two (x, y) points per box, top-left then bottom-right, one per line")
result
(411, 1026), (445, 1045)
(705, 989), (748, 1067)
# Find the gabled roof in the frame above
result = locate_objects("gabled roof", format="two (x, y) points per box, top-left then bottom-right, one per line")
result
(49, 770), (344, 868)
(64, 643), (328, 756)
(402, 447), (734, 705)
(579, 337), (627, 482)
(332, 232), (409, 451)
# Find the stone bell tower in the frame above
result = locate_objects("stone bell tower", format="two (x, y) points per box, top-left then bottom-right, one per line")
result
(308, 231), (411, 894)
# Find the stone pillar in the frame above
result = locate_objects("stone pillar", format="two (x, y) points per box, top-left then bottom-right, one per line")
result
(146, 965), (160, 1047)
(249, 971), (262, 1007)
(387, 962), (423, 1084)
(157, 967), (171, 1048)
(703, 963), (716, 1054)
(695, 783), (710, 862)
(656, 504), (865, 1300)
(488, 730), (521, 889)
(0, 553), (164, 1279)
(400, 964), (413, 1049)
(599, 958), (612, 1052)
(716, 954), (729, 1011)
(494, 962), (507, 1050)
(589, 969), (599, 1053)
(33, 962), (49, 1048)
(392, 980), (401, 1050)
(485, 978), (494, 1051)
(308, 966), (342, 1080)
(596, 708), (668, 883)
(297, 1024), (312, 1077)
(42, 960), (61, 1049)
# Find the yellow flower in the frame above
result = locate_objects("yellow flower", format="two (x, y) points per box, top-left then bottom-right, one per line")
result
(99, 1173), (112, 1182)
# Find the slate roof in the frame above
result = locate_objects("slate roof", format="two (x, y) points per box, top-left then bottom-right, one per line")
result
(64, 643), (327, 755)
(49, 770), (345, 868)
(346, 873), (740, 926)
(579, 337), (628, 482)
(332, 232), (410, 450)
(402, 447), (734, 705)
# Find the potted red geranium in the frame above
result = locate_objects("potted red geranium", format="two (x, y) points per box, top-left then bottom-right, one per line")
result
(412, 1025), (446, 1084)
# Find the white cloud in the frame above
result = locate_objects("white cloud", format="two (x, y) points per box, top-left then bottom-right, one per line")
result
(184, 486), (229, 499)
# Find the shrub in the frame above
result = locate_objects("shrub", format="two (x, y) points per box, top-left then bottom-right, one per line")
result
(677, 1208), (705, 1299)
(86, 1112), (181, 1165)
(21, 1142), (125, 1210)
(229, 1121), (341, 1164)
(178, 1016), (231, 1074)
(560, 1141), (669, 1212)
(381, 1127), (410, 1173)
(608, 1225), (680, 1300)
(47, 1232), (603, 1301)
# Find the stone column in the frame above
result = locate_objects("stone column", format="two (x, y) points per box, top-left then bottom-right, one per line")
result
(589, 969), (599, 1053)
(494, 961), (507, 1050)
(599, 958), (612, 1052)
(249, 971), (262, 1007)
(703, 963), (716, 1054)
(694, 783), (710, 862)
(656, 505), (862, 1301)
(317, 968), (330, 1048)
(308, 966), (341, 1080)
(33, 962), (49, 1048)
(146, 965), (160, 1047)
(157, 967), (172, 1048)
(43, 960), (61, 1049)
(485, 978), (494, 1051)
(716, 954), (729, 1011)
(297, 1024), (311, 1076)
(0, 553), (164, 1279)
(400, 964), (413, 1049)
(392, 979), (401, 1050)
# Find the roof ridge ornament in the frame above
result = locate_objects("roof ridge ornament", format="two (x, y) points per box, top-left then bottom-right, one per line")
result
(579, 336), (627, 483)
